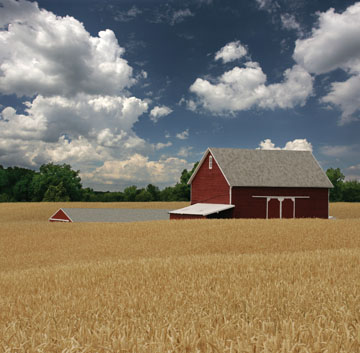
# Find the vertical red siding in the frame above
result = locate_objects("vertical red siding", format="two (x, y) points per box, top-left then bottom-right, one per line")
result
(282, 199), (294, 219)
(231, 187), (329, 219)
(268, 199), (280, 218)
(191, 152), (230, 205)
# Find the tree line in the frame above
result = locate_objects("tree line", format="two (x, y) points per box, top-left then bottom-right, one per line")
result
(326, 168), (360, 202)
(0, 163), (359, 202)
(0, 162), (199, 202)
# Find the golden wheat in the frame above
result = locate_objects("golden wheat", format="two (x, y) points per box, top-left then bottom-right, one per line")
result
(0, 202), (359, 352)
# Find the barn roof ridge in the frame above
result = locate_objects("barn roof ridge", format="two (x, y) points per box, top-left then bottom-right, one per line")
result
(188, 147), (333, 188)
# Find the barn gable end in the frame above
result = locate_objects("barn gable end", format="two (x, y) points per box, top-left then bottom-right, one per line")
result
(190, 150), (230, 205)
(49, 208), (72, 222)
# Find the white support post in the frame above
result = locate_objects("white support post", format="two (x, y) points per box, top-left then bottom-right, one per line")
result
(278, 197), (284, 219)
(252, 196), (309, 219)
(291, 197), (295, 218)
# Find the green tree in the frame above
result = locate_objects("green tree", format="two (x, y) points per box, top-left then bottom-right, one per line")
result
(43, 182), (71, 202)
(146, 184), (160, 201)
(135, 189), (153, 201)
(123, 185), (138, 201)
(159, 186), (176, 201)
(30, 163), (82, 201)
(342, 180), (360, 202)
(180, 162), (199, 185)
(172, 182), (190, 201)
(170, 162), (200, 201)
(0, 165), (9, 197)
(326, 168), (345, 202)
(13, 174), (34, 201)
(0, 165), (36, 201)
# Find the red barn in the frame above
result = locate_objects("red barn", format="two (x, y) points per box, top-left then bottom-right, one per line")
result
(169, 147), (333, 220)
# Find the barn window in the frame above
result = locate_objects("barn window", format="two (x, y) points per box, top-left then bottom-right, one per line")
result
(209, 155), (213, 169)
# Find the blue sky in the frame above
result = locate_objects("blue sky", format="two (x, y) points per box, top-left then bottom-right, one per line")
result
(0, 0), (359, 191)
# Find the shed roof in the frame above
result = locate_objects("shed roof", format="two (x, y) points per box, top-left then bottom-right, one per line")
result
(169, 203), (234, 216)
(49, 208), (170, 222)
(189, 148), (333, 188)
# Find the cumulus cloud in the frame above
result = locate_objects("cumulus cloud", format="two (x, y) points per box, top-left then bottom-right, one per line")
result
(0, 94), (149, 168)
(0, 94), (148, 144)
(321, 75), (360, 125)
(215, 41), (247, 64)
(0, 106), (47, 140)
(258, 139), (281, 150)
(0, 134), (107, 169)
(176, 129), (189, 140)
(293, 3), (360, 124)
(293, 4), (360, 75)
(189, 62), (313, 114)
(0, 0), (187, 189)
(82, 154), (192, 188)
(258, 138), (313, 151)
(150, 105), (173, 123)
(0, 1), (134, 98)
(283, 139), (313, 151)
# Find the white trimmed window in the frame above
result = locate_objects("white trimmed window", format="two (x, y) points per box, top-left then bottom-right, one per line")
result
(209, 155), (213, 169)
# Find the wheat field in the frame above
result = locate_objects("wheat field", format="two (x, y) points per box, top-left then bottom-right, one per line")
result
(1, 202), (359, 352)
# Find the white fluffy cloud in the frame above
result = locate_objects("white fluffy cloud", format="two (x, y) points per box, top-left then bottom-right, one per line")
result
(150, 105), (173, 122)
(0, 0), (186, 189)
(0, 94), (148, 144)
(189, 62), (313, 113)
(258, 138), (313, 151)
(293, 3), (360, 123)
(83, 154), (192, 187)
(215, 41), (247, 64)
(293, 4), (360, 75)
(321, 75), (360, 125)
(0, 0), (134, 98)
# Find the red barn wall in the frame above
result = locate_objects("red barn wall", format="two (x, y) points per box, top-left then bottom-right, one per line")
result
(231, 187), (329, 219)
(191, 152), (230, 205)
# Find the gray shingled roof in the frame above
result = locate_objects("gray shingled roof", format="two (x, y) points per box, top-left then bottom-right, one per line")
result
(60, 208), (170, 222)
(194, 148), (333, 188)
